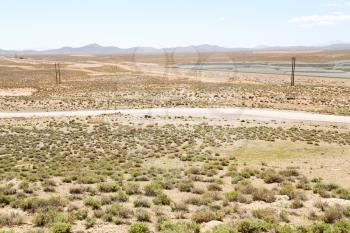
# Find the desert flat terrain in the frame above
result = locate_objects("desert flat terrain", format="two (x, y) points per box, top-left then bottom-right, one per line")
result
(0, 51), (350, 233)
(1, 52), (350, 115)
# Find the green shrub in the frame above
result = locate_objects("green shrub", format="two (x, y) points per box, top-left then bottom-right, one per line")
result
(0, 230), (15, 233)
(210, 225), (237, 233)
(334, 220), (350, 233)
(0, 211), (23, 226)
(84, 197), (102, 209)
(323, 206), (343, 223)
(313, 183), (337, 198)
(290, 199), (304, 209)
(101, 195), (113, 205)
(261, 169), (284, 184)
(224, 191), (240, 202)
(69, 186), (85, 194)
(0, 195), (12, 207)
(115, 190), (129, 202)
(33, 210), (68, 226)
(279, 210), (290, 223)
(343, 206), (350, 217)
(252, 208), (279, 224)
(279, 182), (296, 199)
(128, 223), (150, 233)
(241, 167), (257, 178)
(237, 219), (270, 233)
(98, 182), (118, 193)
(308, 223), (332, 233)
(136, 209), (151, 222)
(231, 175), (244, 184)
(335, 188), (350, 200)
(72, 209), (88, 220)
(314, 201), (329, 211)
(235, 181), (256, 195)
(296, 177), (312, 190)
(252, 188), (275, 203)
(207, 183), (222, 191)
(85, 217), (96, 229)
(275, 225), (294, 233)
(202, 191), (222, 203)
(19, 196), (66, 213)
(191, 209), (224, 223)
(158, 220), (199, 233)
(134, 198), (151, 208)
(185, 196), (205, 206)
(50, 222), (72, 233)
(85, 187), (97, 195)
(105, 203), (133, 219)
(162, 178), (175, 190)
(171, 202), (189, 212)
(144, 182), (163, 196)
(19, 197), (42, 212)
(125, 183), (141, 195)
(153, 193), (171, 205)
(78, 175), (103, 184)
(279, 168), (299, 177)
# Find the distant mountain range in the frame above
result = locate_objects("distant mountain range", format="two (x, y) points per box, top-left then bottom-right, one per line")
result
(1, 43), (350, 55)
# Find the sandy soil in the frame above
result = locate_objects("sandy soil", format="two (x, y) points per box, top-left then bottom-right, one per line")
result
(1, 107), (350, 123)
(1, 52), (350, 232)
(0, 88), (37, 96)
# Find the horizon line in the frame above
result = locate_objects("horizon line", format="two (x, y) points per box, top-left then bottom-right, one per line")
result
(1, 42), (350, 52)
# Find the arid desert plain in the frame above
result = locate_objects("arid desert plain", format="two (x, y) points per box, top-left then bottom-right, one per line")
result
(0, 51), (350, 233)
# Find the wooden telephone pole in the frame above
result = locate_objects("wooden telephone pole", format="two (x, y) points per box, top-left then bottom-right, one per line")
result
(54, 63), (61, 85)
(291, 57), (296, 86)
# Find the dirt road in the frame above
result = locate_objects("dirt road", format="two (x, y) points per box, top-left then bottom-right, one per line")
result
(0, 108), (350, 123)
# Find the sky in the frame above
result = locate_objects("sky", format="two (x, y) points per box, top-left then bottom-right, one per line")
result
(0, 0), (350, 50)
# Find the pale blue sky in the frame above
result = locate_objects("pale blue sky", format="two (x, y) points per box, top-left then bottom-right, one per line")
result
(1, 0), (350, 50)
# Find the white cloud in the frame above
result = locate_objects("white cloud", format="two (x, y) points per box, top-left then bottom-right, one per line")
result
(326, 3), (343, 7)
(217, 16), (227, 22)
(289, 12), (350, 26)
(326, 1), (350, 7)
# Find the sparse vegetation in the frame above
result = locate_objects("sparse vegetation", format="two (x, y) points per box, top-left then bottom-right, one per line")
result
(0, 54), (349, 232)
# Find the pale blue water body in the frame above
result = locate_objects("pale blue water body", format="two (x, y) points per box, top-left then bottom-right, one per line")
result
(177, 62), (350, 79)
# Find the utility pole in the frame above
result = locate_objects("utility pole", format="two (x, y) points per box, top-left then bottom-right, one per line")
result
(291, 57), (296, 87)
(58, 63), (61, 84)
(54, 63), (61, 85)
(54, 63), (58, 85)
